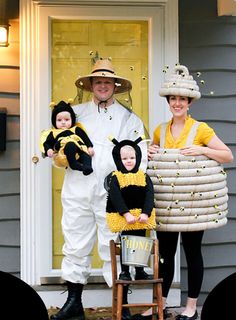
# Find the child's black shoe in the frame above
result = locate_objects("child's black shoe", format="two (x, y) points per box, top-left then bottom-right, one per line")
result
(135, 270), (153, 280)
(119, 271), (132, 281)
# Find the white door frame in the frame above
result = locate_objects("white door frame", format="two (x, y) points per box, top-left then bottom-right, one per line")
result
(20, 0), (179, 290)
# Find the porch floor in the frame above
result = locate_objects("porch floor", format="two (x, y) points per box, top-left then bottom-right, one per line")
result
(48, 306), (203, 319)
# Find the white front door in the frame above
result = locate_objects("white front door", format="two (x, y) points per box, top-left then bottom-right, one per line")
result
(20, 0), (179, 305)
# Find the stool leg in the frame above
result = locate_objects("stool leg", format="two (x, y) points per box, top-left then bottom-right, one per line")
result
(152, 283), (157, 315)
(122, 285), (131, 320)
(157, 284), (163, 320)
(117, 284), (123, 320)
(112, 285), (117, 320)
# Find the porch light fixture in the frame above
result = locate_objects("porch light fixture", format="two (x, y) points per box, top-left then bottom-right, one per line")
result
(0, 23), (9, 47)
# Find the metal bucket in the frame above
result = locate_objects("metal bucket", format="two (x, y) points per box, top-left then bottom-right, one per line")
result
(121, 235), (153, 267)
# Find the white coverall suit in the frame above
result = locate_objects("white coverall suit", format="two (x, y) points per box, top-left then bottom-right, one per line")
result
(61, 100), (147, 287)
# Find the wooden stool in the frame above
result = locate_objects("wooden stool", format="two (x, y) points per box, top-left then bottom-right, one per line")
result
(110, 238), (163, 320)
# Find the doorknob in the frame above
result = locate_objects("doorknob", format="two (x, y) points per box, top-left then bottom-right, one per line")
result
(32, 155), (39, 164)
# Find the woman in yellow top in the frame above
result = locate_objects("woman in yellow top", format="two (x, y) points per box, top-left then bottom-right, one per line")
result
(131, 65), (233, 320)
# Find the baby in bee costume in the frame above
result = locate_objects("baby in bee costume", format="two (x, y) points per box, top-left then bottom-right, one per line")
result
(40, 100), (94, 175)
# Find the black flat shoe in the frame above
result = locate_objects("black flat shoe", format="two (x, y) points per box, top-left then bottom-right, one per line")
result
(175, 310), (198, 320)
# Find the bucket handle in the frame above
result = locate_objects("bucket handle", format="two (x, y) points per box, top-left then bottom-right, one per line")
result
(119, 223), (157, 239)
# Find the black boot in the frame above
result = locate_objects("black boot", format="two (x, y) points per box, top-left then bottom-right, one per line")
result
(50, 282), (85, 320)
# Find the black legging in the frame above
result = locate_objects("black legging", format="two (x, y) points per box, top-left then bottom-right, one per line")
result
(157, 230), (204, 298)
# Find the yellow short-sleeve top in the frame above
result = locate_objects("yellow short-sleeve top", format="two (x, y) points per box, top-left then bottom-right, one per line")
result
(153, 115), (215, 148)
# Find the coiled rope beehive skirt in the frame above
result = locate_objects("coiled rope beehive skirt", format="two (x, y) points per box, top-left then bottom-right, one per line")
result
(147, 149), (228, 232)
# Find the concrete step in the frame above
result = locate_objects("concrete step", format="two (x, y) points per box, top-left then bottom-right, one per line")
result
(36, 283), (180, 309)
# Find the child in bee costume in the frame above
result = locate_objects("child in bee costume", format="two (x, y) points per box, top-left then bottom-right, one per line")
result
(105, 136), (156, 320)
(40, 100), (94, 175)
(106, 137), (156, 269)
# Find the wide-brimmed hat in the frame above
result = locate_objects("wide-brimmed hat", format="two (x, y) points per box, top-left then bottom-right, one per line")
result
(159, 64), (201, 100)
(75, 59), (132, 94)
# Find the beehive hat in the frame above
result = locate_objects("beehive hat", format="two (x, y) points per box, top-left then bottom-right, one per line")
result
(159, 64), (201, 100)
(75, 58), (132, 94)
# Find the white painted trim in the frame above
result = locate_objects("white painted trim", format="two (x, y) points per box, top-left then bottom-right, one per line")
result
(20, 0), (38, 284)
(20, 0), (179, 300)
(33, 0), (167, 5)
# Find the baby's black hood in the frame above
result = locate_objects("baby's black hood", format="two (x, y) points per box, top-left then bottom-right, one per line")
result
(51, 100), (76, 128)
(111, 136), (144, 173)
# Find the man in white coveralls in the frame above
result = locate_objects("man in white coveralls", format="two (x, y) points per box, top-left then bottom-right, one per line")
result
(51, 58), (147, 320)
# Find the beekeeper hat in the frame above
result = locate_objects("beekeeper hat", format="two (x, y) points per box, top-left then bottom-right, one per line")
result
(75, 58), (132, 94)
